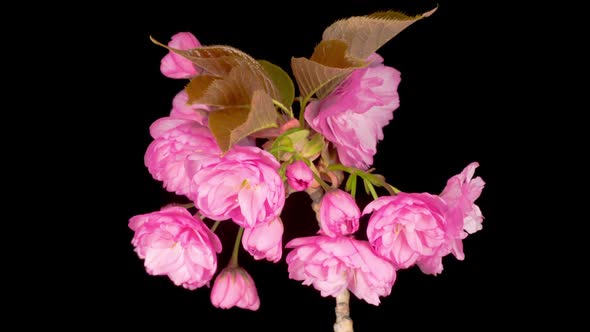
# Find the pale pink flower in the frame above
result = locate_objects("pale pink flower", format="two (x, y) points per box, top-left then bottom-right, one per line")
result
(319, 189), (360, 237)
(305, 54), (401, 170)
(160, 32), (200, 79)
(210, 266), (260, 311)
(129, 206), (222, 290)
(242, 217), (284, 263)
(441, 162), (485, 235)
(170, 89), (210, 126)
(424, 162), (485, 266)
(286, 235), (396, 305)
(286, 160), (313, 191)
(145, 118), (221, 197)
(190, 146), (285, 228)
(415, 248), (448, 275)
(364, 193), (447, 270)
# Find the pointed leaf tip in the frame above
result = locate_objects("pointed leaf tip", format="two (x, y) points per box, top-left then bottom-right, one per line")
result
(322, 6), (438, 59)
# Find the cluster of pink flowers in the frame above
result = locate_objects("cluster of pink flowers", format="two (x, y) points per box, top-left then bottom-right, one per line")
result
(129, 31), (485, 312)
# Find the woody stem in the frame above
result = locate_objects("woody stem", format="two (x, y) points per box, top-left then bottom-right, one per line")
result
(334, 289), (353, 332)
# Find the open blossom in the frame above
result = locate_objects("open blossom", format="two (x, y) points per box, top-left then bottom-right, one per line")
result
(242, 217), (284, 262)
(417, 162), (486, 274)
(441, 162), (485, 236)
(319, 189), (360, 237)
(160, 32), (200, 79)
(190, 146), (285, 228)
(129, 206), (222, 290)
(286, 160), (313, 191)
(305, 54), (401, 170)
(415, 246), (449, 275)
(211, 266), (260, 311)
(364, 193), (447, 270)
(145, 118), (221, 197)
(286, 236), (395, 305)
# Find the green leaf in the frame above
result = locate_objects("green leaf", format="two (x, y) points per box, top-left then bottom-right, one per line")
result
(310, 40), (364, 69)
(229, 90), (278, 149)
(291, 57), (354, 100)
(269, 128), (309, 161)
(209, 90), (278, 152)
(345, 173), (358, 198)
(367, 181), (379, 200)
(363, 176), (371, 195)
(291, 40), (368, 100)
(208, 107), (250, 152)
(258, 60), (295, 108)
(189, 65), (256, 107)
(301, 133), (325, 159)
(185, 75), (221, 104)
(285, 129), (309, 149)
(278, 161), (288, 180)
(322, 7), (437, 59)
(191, 65), (280, 152)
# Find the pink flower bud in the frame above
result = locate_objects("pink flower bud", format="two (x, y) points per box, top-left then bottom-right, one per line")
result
(160, 32), (200, 79)
(242, 217), (284, 262)
(319, 189), (360, 237)
(210, 266), (260, 311)
(286, 160), (313, 191)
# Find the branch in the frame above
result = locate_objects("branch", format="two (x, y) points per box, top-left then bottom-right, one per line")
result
(334, 289), (353, 332)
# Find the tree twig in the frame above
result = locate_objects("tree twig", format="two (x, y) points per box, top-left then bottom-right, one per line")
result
(334, 289), (353, 332)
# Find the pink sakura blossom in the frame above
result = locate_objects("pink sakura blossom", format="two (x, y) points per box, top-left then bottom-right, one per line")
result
(242, 217), (284, 263)
(319, 189), (360, 237)
(144, 118), (221, 198)
(415, 247), (449, 275)
(129, 206), (222, 290)
(286, 235), (396, 305)
(304, 54), (401, 170)
(160, 32), (200, 79)
(190, 146), (285, 228)
(286, 160), (313, 191)
(210, 266), (260, 311)
(441, 162), (485, 236)
(364, 193), (447, 270)
(417, 162), (485, 274)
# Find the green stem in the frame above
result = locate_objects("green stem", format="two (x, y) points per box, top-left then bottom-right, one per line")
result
(210, 220), (221, 233)
(312, 172), (332, 191)
(367, 182), (379, 200)
(328, 163), (402, 195)
(298, 97), (308, 126)
(273, 99), (294, 118)
(178, 202), (195, 209)
(301, 157), (332, 190)
(372, 177), (401, 195)
(230, 227), (245, 267)
(386, 183), (401, 195)
(327, 163), (354, 173)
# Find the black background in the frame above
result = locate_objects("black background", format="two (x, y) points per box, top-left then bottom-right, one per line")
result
(55, 0), (554, 330)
